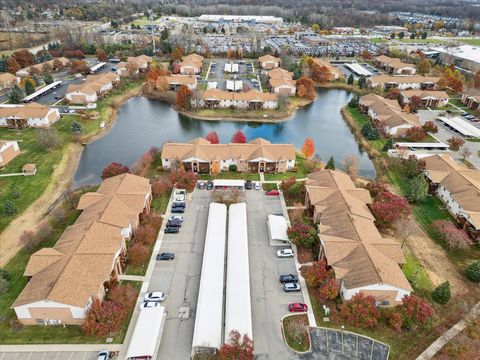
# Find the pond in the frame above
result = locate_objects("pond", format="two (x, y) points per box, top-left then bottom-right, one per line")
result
(73, 88), (375, 187)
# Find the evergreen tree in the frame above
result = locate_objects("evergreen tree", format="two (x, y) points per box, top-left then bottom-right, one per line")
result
(3, 200), (17, 216)
(465, 260), (480, 282)
(382, 138), (394, 152)
(348, 95), (359, 108)
(421, 31), (428, 39)
(325, 156), (335, 170)
(361, 123), (380, 140)
(347, 74), (354, 85)
(44, 73), (54, 85)
(71, 121), (83, 134)
(432, 281), (451, 305)
(24, 80), (35, 95)
(358, 76), (367, 89)
(32, 74), (41, 86)
(8, 85), (23, 104)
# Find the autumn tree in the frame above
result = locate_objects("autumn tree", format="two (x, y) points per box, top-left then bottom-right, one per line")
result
(406, 126), (426, 142)
(370, 191), (411, 227)
(296, 76), (315, 100)
(318, 278), (339, 300)
(6, 57), (21, 73)
(176, 85), (192, 110)
(52, 58), (65, 71)
(101, 162), (130, 179)
(69, 60), (90, 75)
(386, 88), (400, 100)
(301, 137), (315, 158)
(128, 243), (149, 266)
(300, 260), (329, 288)
(432, 220), (470, 249)
(406, 175), (429, 203)
(340, 293), (381, 329)
(308, 59), (332, 83)
(82, 299), (124, 337)
(394, 216), (417, 248)
(447, 137), (465, 151)
(20, 231), (38, 252)
(171, 47), (184, 62)
(12, 49), (35, 68)
(422, 121), (438, 133)
(409, 96), (423, 112)
(474, 70), (480, 88)
(231, 130), (247, 143)
(400, 295), (434, 330)
(460, 145), (472, 160)
(95, 48), (108, 62)
(168, 168), (198, 192)
(205, 131), (220, 144)
(219, 330), (254, 360)
(287, 222), (318, 248)
(416, 59), (431, 75)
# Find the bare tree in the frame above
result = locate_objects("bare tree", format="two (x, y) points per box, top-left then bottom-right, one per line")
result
(343, 155), (358, 180)
(394, 216), (417, 248)
(460, 145), (472, 160)
(20, 231), (39, 253)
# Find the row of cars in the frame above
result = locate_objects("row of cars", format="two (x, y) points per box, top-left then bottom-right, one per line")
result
(166, 189), (187, 233)
(277, 247), (308, 312)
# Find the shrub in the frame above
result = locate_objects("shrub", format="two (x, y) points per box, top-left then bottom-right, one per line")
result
(288, 182), (303, 196)
(134, 225), (157, 246)
(281, 176), (297, 193)
(318, 278), (339, 300)
(300, 260), (329, 288)
(340, 293), (381, 329)
(287, 222), (318, 248)
(3, 200), (17, 216)
(365, 181), (388, 199)
(102, 162), (130, 179)
(20, 231), (38, 252)
(168, 168), (198, 192)
(151, 179), (172, 198)
(219, 330), (254, 360)
(0, 277), (9, 295)
(388, 311), (403, 333)
(431, 220), (470, 250)
(0, 269), (11, 281)
(400, 295), (434, 330)
(370, 191), (411, 227)
(465, 260), (480, 282)
(432, 281), (451, 305)
(406, 175), (429, 203)
(382, 138), (394, 152)
(422, 121), (438, 133)
(82, 299), (124, 337)
(228, 164), (237, 172)
(406, 126), (426, 142)
(447, 137), (465, 151)
(71, 120), (83, 134)
(36, 222), (53, 243)
(128, 243), (150, 266)
(361, 123), (380, 140)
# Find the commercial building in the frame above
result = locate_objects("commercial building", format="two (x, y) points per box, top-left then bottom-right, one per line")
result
(374, 55), (416, 76)
(192, 203), (227, 354)
(161, 137), (296, 174)
(423, 154), (480, 240)
(180, 53), (204, 75)
(400, 90), (449, 108)
(0, 103), (60, 129)
(432, 45), (480, 73)
(66, 72), (120, 104)
(12, 173), (152, 325)
(305, 170), (412, 305)
(198, 15), (283, 25)
(195, 89), (278, 109)
(267, 67), (296, 96)
(359, 93), (419, 136)
(367, 75), (440, 90)
(0, 140), (20, 167)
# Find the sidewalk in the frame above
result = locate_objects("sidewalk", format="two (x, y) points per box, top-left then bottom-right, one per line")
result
(0, 344), (122, 352)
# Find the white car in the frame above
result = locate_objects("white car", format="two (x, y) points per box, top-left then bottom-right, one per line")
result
(144, 292), (166, 303)
(168, 215), (184, 223)
(254, 182), (261, 190)
(277, 248), (294, 258)
(139, 301), (161, 310)
(97, 351), (109, 360)
(174, 189), (186, 202)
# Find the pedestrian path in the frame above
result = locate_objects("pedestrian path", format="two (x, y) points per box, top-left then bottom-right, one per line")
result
(117, 274), (145, 282)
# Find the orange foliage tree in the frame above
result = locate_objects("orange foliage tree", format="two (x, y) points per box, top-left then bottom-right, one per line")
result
(296, 76), (315, 100)
(301, 137), (315, 158)
(171, 47), (184, 62)
(308, 59), (332, 83)
(176, 85), (192, 110)
(219, 330), (254, 360)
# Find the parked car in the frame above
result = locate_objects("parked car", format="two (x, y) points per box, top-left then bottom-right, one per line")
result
(156, 252), (175, 261)
(172, 202), (185, 208)
(198, 181), (206, 189)
(144, 292), (166, 303)
(254, 182), (261, 190)
(279, 274), (299, 283)
(277, 248), (294, 258)
(97, 351), (110, 360)
(206, 180), (213, 190)
(167, 219), (182, 227)
(289, 303), (308, 312)
(284, 283), (301, 292)
(139, 301), (161, 310)
(171, 207), (185, 214)
(168, 215), (184, 223)
(165, 226), (180, 233)
(266, 189), (280, 196)
(245, 180), (253, 190)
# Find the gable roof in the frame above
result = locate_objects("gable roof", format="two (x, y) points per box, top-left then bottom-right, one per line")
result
(359, 93), (419, 128)
(259, 54), (280, 63)
(0, 103), (53, 119)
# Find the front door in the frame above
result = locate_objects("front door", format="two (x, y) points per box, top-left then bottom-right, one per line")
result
(259, 162), (265, 173)
(193, 162), (198, 173)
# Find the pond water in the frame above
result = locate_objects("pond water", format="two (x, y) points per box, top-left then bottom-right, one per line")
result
(73, 88), (375, 187)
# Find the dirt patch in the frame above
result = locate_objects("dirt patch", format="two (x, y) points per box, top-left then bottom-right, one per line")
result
(0, 143), (83, 267)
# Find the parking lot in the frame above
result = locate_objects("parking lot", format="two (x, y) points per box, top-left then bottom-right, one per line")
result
(205, 58), (261, 91)
(153, 186), (304, 359)
(0, 352), (100, 360)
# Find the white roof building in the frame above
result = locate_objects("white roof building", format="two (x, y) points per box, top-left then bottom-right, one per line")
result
(225, 203), (253, 339)
(267, 214), (289, 243)
(437, 116), (480, 138)
(224, 63), (239, 73)
(226, 80), (243, 91)
(345, 63), (372, 77)
(213, 179), (245, 190)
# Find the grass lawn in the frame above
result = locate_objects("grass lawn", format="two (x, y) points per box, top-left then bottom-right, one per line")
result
(282, 314), (310, 352)
(402, 251), (434, 292)
(262, 183), (278, 191)
(151, 192), (171, 214)
(394, 38), (449, 45)
(264, 154), (309, 181)
(457, 38), (480, 46)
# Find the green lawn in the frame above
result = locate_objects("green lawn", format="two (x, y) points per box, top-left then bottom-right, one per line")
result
(457, 38), (480, 46)
(402, 251), (434, 292)
(151, 192), (171, 214)
(282, 315), (310, 352)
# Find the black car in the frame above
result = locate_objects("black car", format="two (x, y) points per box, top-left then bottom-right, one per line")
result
(172, 201), (185, 207)
(156, 252), (175, 260)
(245, 180), (253, 190)
(167, 219), (182, 227)
(171, 207), (185, 213)
(279, 274), (299, 283)
(165, 226), (180, 233)
(198, 181), (206, 189)
(206, 181), (213, 190)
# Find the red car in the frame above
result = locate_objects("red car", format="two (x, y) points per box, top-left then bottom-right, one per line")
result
(289, 303), (308, 312)
(265, 189), (280, 196)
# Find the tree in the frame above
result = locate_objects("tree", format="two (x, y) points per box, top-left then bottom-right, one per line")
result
(36, 222), (53, 243)
(6, 57), (21, 73)
(24, 80), (35, 95)
(432, 220), (470, 250)
(318, 278), (339, 300)
(417, 59), (431, 75)
(308, 59), (332, 83)
(44, 73), (54, 85)
(205, 131), (220, 144)
(3, 200), (17, 216)
(406, 126), (426, 141)
(102, 162), (130, 179)
(432, 281), (451, 305)
(69, 60), (90, 75)
(218, 330), (254, 360)
(399, 32), (405, 39)
(400, 295), (434, 330)
(176, 85), (192, 110)
(128, 243), (149, 266)
(347, 74), (354, 85)
(20, 231), (38, 252)
(388, 311), (403, 333)
(406, 175), (429, 203)
(447, 137), (465, 151)
(357, 76), (367, 89)
(171, 47), (184, 62)
(382, 138), (394, 152)
(8, 85), (23, 104)
(325, 156), (335, 170)
(287, 222), (317, 248)
(465, 260), (480, 282)
(340, 293), (381, 329)
(386, 88), (400, 100)
(390, 33), (396, 39)
(370, 191), (411, 227)
(409, 96), (423, 112)
(421, 31), (428, 39)
(231, 130), (246, 143)
(300, 260), (329, 288)
(168, 168), (198, 192)
(95, 48), (108, 62)
(0, 277), (8, 295)
(474, 70), (480, 88)
(135, 225), (157, 246)
(343, 155), (358, 180)
(52, 58), (65, 71)
(348, 95), (359, 108)
(82, 299), (123, 337)
(422, 121), (438, 133)
(460, 145), (472, 160)
(301, 138), (315, 158)
(296, 76), (315, 100)
(71, 120), (83, 135)
(403, 156), (426, 178)
(361, 123), (380, 140)
(12, 49), (35, 68)
(37, 128), (61, 150)
(394, 216), (417, 248)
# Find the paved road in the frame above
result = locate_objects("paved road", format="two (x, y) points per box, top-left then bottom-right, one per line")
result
(0, 352), (99, 360)
(246, 190), (304, 360)
(154, 190), (210, 360)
